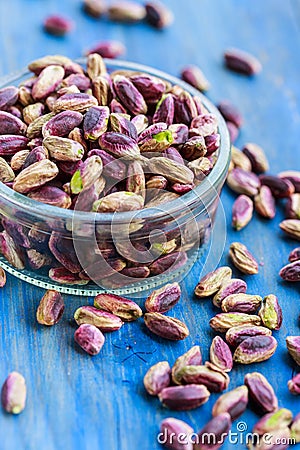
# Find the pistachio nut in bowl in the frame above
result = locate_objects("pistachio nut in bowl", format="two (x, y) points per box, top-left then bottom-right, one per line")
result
(0, 55), (230, 296)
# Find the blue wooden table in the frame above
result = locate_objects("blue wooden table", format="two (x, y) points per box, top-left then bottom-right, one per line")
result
(0, 0), (300, 448)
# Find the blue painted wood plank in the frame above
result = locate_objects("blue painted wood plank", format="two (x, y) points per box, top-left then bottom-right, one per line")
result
(0, 0), (300, 449)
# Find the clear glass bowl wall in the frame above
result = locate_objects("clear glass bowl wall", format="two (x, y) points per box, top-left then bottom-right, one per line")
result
(0, 59), (230, 296)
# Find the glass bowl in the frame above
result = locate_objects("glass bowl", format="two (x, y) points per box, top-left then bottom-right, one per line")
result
(0, 59), (230, 296)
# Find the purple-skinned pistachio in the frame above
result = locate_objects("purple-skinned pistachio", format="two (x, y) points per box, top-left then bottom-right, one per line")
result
(74, 305), (123, 332)
(242, 143), (269, 173)
(27, 112), (55, 139)
(144, 361), (171, 396)
(254, 185), (276, 219)
(36, 289), (64, 325)
(86, 40), (126, 58)
(0, 135), (29, 155)
(212, 385), (248, 420)
(94, 293), (142, 321)
(88, 148), (127, 180)
(193, 96), (203, 115)
(74, 323), (105, 355)
(163, 146), (185, 165)
(280, 219), (300, 241)
(61, 73), (91, 91)
(99, 132), (140, 159)
(205, 133), (220, 155)
(226, 121), (239, 143)
(144, 312), (189, 341)
(49, 267), (89, 285)
(245, 372), (278, 414)
(224, 48), (262, 75)
(210, 336), (233, 372)
(279, 260), (300, 282)
(171, 183), (194, 194)
(27, 249), (53, 270)
(0, 86), (19, 109)
(286, 336), (300, 365)
(6, 105), (23, 119)
(278, 170), (300, 193)
(194, 413), (232, 450)
(252, 408), (292, 435)
(288, 373), (300, 395)
(31, 65), (65, 101)
(0, 231), (25, 269)
(181, 65), (210, 92)
(258, 294), (282, 330)
(171, 346), (202, 385)
(83, 106), (110, 140)
(176, 364), (230, 393)
(145, 282), (181, 313)
(108, 2), (146, 22)
(229, 242), (259, 275)
(1, 372), (26, 415)
(87, 53), (107, 80)
(113, 75), (147, 115)
(259, 174), (295, 198)
(131, 114), (148, 134)
(187, 157), (212, 179)
(233, 335), (277, 364)
(286, 193), (300, 219)
(2, 218), (31, 248)
(138, 122), (167, 142)
(73, 176), (105, 211)
(168, 124), (189, 145)
(153, 94), (174, 126)
(289, 247), (300, 262)
(110, 98), (127, 114)
(0, 111), (27, 135)
(130, 73), (166, 104)
(190, 113), (218, 137)
(120, 266), (150, 279)
(42, 110), (83, 137)
(174, 91), (197, 125)
(146, 175), (168, 191)
(159, 417), (194, 450)
(49, 231), (81, 273)
(58, 159), (83, 176)
(23, 146), (47, 169)
(158, 384), (210, 411)
(92, 75), (110, 106)
(232, 194), (253, 230)
(139, 129), (174, 152)
(28, 55), (73, 75)
(218, 100), (243, 128)
(43, 136), (84, 162)
(43, 15), (74, 36)
(213, 278), (247, 308)
(221, 293), (262, 314)
(0, 267), (6, 288)
(227, 168), (261, 196)
(194, 266), (232, 298)
(181, 136), (207, 161)
(225, 324), (272, 348)
(79, 257), (126, 282)
(70, 155), (103, 194)
(53, 93), (98, 113)
(145, 1), (174, 29)
(210, 313), (261, 333)
(27, 186), (72, 208)
(110, 113), (138, 140)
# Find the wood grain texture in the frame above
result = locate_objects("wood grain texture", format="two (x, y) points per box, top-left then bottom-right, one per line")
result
(0, 0), (300, 448)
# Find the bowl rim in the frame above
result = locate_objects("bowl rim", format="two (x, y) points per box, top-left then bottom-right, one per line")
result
(0, 58), (231, 224)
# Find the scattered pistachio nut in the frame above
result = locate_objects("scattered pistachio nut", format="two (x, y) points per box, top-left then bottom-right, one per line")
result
(74, 323), (105, 355)
(158, 384), (210, 411)
(1, 371), (26, 414)
(286, 336), (300, 365)
(210, 312), (261, 333)
(143, 361), (171, 396)
(258, 294), (282, 330)
(144, 313), (189, 341)
(145, 282), (181, 313)
(233, 335), (277, 364)
(74, 305), (123, 332)
(36, 289), (65, 326)
(194, 266), (232, 298)
(244, 372), (278, 414)
(171, 346), (202, 385)
(212, 385), (248, 421)
(94, 293), (142, 321)
(229, 242), (259, 275)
